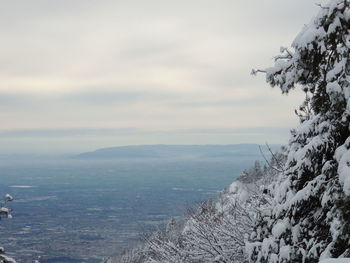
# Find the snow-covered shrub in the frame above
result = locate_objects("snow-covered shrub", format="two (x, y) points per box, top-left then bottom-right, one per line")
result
(181, 185), (260, 263)
(0, 194), (16, 263)
(110, 248), (146, 263)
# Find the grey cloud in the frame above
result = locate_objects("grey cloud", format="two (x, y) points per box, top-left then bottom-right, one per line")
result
(60, 90), (144, 105)
(172, 127), (291, 136)
(0, 93), (44, 108)
(169, 93), (285, 109)
(0, 94), (28, 105)
(0, 126), (290, 139)
(119, 40), (183, 60)
(0, 88), (180, 107)
(59, 87), (189, 105)
(0, 128), (138, 138)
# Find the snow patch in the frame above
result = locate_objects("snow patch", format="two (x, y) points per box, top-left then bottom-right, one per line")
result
(272, 219), (289, 238)
(319, 259), (350, 263)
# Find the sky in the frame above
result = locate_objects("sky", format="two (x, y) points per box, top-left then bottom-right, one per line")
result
(0, 0), (327, 154)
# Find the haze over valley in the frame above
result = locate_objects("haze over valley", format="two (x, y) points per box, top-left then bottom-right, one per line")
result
(0, 144), (271, 262)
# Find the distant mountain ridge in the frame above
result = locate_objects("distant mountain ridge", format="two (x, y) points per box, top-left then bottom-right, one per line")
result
(75, 144), (281, 159)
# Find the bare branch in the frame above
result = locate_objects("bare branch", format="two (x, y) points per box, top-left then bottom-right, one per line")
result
(259, 145), (283, 173)
(251, 69), (266, 76)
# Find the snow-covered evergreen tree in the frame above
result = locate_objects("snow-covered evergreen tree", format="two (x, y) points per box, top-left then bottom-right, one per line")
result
(249, 0), (350, 261)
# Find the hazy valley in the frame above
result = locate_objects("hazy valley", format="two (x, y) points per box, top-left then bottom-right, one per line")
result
(0, 145), (269, 262)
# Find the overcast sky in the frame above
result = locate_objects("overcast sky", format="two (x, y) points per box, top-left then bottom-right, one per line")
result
(0, 0), (326, 154)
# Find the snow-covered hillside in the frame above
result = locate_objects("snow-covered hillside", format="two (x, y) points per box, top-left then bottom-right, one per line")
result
(110, 151), (286, 263)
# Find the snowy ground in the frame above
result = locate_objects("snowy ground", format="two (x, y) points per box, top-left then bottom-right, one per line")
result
(319, 259), (350, 263)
